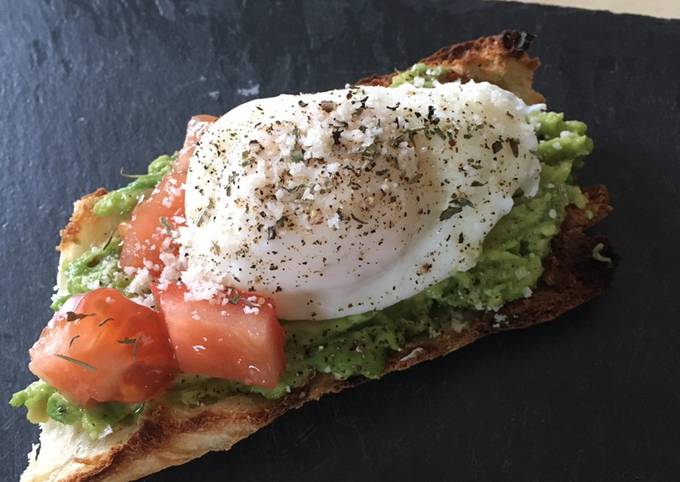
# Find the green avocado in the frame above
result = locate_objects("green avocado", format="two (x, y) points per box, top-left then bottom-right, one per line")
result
(390, 63), (452, 88)
(92, 154), (175, 217)
(12, 70), (594, 435)
(51, 237), (129, 311)
(11, 381), (143, 437)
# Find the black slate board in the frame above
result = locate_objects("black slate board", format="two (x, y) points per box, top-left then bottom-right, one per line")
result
(1, 1), (679, 480)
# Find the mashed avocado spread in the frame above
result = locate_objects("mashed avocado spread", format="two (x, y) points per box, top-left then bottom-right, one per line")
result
(93, 154), (175, 217)
(390, 63), (452, 88)
(12, 71), (593, 437)
(10, 381), (142, 438)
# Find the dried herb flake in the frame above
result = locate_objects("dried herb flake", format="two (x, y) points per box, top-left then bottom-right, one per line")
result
(55, 354), (96, 372)
(66, 312), (94, 322)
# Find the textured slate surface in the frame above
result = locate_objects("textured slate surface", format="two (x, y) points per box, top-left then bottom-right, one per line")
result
(1, 1), (679, 480)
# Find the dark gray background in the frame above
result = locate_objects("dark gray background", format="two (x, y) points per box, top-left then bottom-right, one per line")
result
(1, 1), (679, 480)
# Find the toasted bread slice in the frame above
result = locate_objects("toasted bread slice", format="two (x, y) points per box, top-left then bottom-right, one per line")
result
(21, 31), (615, 482)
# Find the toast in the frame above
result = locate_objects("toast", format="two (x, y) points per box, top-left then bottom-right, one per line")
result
(21, 31), (615, 482)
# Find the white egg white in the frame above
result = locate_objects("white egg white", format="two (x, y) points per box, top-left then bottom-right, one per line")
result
(178, 81), (541, 320)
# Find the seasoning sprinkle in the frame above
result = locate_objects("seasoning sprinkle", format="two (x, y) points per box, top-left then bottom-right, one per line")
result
(439, 206), (462, 221)
(98, 317), (113, 327)
(102, 231), (115, 250)
(290, 148), (304, 163)
(193, 206), (208, 226)
(66, 312), (94, 322)
(118, 337), (140, 358)
(319, 100), (337, 112)
(55, 354), (96, 372)
(118, 168), (146, 179)
(351, 213), (367, 224)
(160, 216), (172, 234)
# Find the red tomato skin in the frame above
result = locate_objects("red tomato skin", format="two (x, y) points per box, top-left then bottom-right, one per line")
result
(120, 115), (217, 274)
(29, 289), (178, 405)
(153, 283), (286, 389)
(118, 170), (185, 274)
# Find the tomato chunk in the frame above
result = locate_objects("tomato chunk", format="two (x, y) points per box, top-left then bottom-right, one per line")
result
(29, 288), (177, 405)
(153, 283), (285, 388)
(120, 115), (217, 274)
(118, 169), (184, 274)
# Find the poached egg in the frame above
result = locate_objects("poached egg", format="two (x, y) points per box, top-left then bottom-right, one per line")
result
(178, 81), (541, 320)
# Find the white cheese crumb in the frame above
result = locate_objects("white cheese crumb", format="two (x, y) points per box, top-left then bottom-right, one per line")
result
(399, 347), (424, 362)
(326, 213), (340, 229)
(127, 268), (152, 294)
(527, 103), (546, 114)
(549, 209), (557, 219)
(97, 425), (113, 439)
(243, 305), (260, 315)
(491, 312), (510, 329)
(85, 278), (101, 290)
(450, 318), (468, 333)
(142, 259), (160, 273)
(130, 293), (155, 309)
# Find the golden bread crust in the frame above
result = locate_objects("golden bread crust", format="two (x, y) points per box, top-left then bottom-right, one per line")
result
(357, 30), (543, 104)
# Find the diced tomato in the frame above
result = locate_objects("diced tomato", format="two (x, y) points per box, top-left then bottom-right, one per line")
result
(118, 168), (185, 274)
(120, 115), (217, 274)
(153, 283), (285, 388)
(29, 288), (178, 405)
